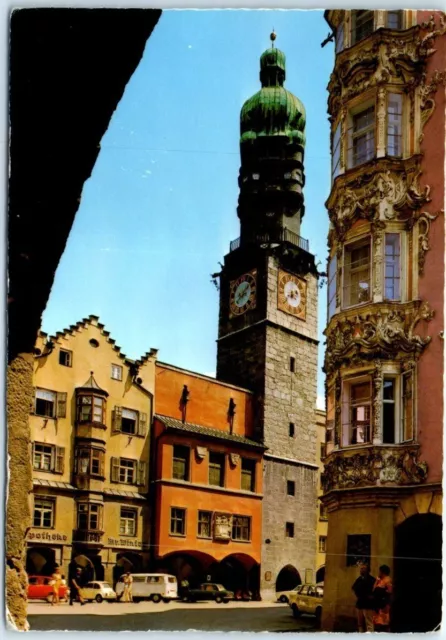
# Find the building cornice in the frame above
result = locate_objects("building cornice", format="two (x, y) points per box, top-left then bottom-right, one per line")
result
(153, 478), (263, 500)
(264, 452), (318, 469)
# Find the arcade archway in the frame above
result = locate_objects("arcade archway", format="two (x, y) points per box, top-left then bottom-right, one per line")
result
(392, 513), (442, 632)
(275, 565), (302, 593)
(157, 551), (216, 589)
(316, 565), (325, 584)
(113, 552), (144, 586)
(26, 547), (56, 576)
(217, 553), (259, 598)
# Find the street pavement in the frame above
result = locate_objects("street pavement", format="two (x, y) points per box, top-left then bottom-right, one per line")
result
(27, 599), (319, 632)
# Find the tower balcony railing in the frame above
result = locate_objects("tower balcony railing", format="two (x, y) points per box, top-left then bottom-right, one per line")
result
(230, 229), (309, 253)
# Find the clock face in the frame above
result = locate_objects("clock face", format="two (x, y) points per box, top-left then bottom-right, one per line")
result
(230, 270), (257, 316)
(278, 269), (307, 319)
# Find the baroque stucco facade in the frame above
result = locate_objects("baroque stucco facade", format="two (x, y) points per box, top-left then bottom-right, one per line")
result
(321, 10), (444, 632)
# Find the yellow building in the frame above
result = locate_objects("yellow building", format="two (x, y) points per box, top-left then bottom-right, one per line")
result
(315, 409), (327, 583)
(26, 315), (156, 585)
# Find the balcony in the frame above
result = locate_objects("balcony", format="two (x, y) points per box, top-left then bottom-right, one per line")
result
(72, 529), (104, 547)
(230, 229), (309, 253)
(322, 443), (428, 494)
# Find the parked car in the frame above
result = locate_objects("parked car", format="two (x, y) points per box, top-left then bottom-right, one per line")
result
(288, 583), (324, 624)
(27, 575), (70, 603)
(276, 584), (302, 604)
(81, 581), (117, 603)
(182, 583), (234, 604)
(115, 573), (178, 603)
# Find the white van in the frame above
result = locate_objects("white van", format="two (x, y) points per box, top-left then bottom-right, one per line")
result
(115, 573), (178, 603)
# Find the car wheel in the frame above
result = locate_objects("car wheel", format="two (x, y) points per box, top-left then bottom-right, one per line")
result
(162, 597), (171, 604)
(95, 594), (103, 603)
(215, 596), (223, 604)
(152, 594), (161, 603)
(223, 599), (229, 604)
(279, 595), (288, 603)
(292, 604), (301, 619)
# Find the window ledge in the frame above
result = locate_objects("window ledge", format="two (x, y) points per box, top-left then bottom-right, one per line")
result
(169, 533), (186, 538)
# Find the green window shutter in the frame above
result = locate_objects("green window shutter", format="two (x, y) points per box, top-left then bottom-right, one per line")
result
(55, 446), (65, 474)
(111, 457), (119, 483)
(138, 412), (147, 437)
(112, 406), (122, 433)
(30, 388), (36, 414)
(56, 392), (67, 418)
(137, 461), (146, 487)
(100, 451), (105, 477)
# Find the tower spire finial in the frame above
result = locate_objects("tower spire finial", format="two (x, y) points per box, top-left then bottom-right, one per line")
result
(270, 29), (276, 48)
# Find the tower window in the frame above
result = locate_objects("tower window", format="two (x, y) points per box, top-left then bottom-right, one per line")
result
(348, 105), (375, 168)
(290, 357), (296, 372)
(285, 522), (295, 538)
(351, 10), (374, 45)
(387, 10), (403, 29)
(289, 422), (295, 437)
(287, 480), (295, 496)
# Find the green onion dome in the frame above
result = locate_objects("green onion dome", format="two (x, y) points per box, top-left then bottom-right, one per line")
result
(240, 40), (306, 146)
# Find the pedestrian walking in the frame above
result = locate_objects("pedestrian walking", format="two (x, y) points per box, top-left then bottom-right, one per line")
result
(50, 566), (62, 606)
(352, 563), (376, 632)
(122, 572), (133, 603)
(69, 567), (87, 606)
(372, 565), (393, 632)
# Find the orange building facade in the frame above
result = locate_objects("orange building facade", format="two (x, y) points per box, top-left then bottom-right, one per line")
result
(152, 362), (265, 597)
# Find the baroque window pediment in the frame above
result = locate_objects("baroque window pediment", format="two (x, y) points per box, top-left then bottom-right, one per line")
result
(323, 300), (434, 375)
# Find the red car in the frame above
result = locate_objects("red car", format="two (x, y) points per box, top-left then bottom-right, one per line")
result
(27, 575), (70, 602)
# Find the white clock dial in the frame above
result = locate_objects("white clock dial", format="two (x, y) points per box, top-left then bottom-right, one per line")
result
(234, 281), (252, 307)
(284, 281), (301, 308)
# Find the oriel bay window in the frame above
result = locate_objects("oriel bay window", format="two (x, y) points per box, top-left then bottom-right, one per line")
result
(77, 502), (103, 531)
(327, 255), (337, 320)
(331, 122), (341, 180)
(335, 23), (344, 53)
(343, 379), (372, 446)
(387, 93), (403, 157)
(75, 446), (105, 477)
(382, 378), (397, 444)
(351, 10), (374, 45)
(348, 104), (375, 168)
(343, 238), (371, 308)
(385, 234), (401, 300)
(173, 445), (190, 481)
(77, 394), (106, 424)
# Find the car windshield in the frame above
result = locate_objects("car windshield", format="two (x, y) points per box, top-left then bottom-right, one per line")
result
(215, 585), (225, 590)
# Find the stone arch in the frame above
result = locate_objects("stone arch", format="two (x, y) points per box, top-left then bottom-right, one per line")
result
(157, 551), (216, 589)
(275, 564), (302, 593)
(392, 513), (442, 632)
(315, 565), (325, 584)
(26, 546), (56, 576)
(113, 551), (144, 586)
(217, 553), (259, 598)
(395, 490), (442, 526)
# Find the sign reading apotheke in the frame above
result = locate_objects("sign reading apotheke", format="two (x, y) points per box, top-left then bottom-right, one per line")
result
(107, 537), (143, 549)
(27, 530), (68, 542)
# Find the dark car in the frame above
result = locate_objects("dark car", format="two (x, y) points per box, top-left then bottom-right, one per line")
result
(182, 583), (234, 604)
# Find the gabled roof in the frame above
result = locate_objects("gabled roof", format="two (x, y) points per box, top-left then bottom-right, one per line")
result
(155, 414), (267, 451)
(39, 314), (158, 367)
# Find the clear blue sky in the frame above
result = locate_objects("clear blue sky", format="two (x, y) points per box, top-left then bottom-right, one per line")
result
(42, 10), (334, 405)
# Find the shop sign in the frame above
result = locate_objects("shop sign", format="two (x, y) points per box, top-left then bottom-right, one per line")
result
(27, 531), (68, 543)
(107, 537), (143, 549)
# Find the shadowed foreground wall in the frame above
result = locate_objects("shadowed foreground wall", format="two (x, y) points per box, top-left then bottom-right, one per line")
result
(7, 8), (161, 629)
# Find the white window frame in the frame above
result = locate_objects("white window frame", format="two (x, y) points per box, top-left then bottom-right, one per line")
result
(59, 349), (72, 367)
(342, 236), (372, 309)
(33, 497), (55, 528)
(384, 233), (402, 301)
(197, 510), (212, 539)
(232, 515), (251, 542)
(341, 376), (372, 447)
(120, 508), (137, 537)
(331, 122), (342, 181)
(382, 376), (401, 444)
(387, 93), (403, 158)
(121, 408), (138, 435)
(335, 22), (344, 53)
(327, 254), (337, 320)
(33, 443), (54, 471)
(119, 458), (136, 484)
(111, 364), (123, 381)
(35, 388), (57, 418)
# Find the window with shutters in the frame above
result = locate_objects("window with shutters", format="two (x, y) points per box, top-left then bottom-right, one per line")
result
(111, 457), (146, 486)
(241, 458), (256, 492)
(111, 364), (123, 381)
(197, 510), (212, 538)
(34, 388), (67, 418)
(170, 507), (186, 536)
(112, 406), (147, 437)
(232, 515), (251, 542)
(33, 442), (65, 474)
(77, 394), (105, 424)
(75, 446), (105, 477)
(173, 445), (190, 481)
(209, 452), (225, 487)
(33, 497), (55, 528)
(59, 349), (72, 367)
(120, 508), (137, 536)
(77, 502), (103, 531)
